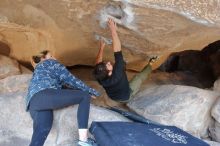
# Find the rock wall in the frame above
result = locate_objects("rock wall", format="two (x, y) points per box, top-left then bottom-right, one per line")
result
(128, 85), (220, 138)
(0, 0), (219, 71)
(0, 55), (20, 79)
(159, 41), (220, 88)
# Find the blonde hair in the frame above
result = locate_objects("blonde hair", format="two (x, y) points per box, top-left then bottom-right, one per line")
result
(31, 50), (50, 68)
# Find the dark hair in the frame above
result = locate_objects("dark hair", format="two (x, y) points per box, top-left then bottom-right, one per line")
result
(93, 62), (109, 81)
(32, 50), (49, 64)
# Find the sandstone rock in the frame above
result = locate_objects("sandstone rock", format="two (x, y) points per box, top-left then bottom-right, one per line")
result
(205, 140), (220, 146)
(212, 97), (220, 123)
(214, 78), (220, 92)
(0, 55), (20, 79)
(128, 85), (220, 138)
(0, 41), (10, 56)
(209, 121), (220, 143)
(0, 1), (219, 70)
(202, 40), (220, 80)
(0, 74), (32, 94)
(20, 65), (32, 74)
(0, 91), (56, 146)
(142, 70), (203, 89)
(0, 91), (129, 146)
(211, 97), (220, 142)
(159, 45), (219, 88)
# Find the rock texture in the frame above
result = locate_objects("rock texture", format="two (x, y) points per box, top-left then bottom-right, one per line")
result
(0, 55), (20, 79)
(211, 98), (220, 142)
(214, 78), (220, 92)
(142, 70), (203, 89)
(128, 85), (220, 138)
(0, 92), (36, 146)
(128, 0), (220, 26)
(205, 140), (220, 146)
(0, 0), (219, 70)
(0, 74), (31, 94)
(209, 122), (220, 143)
(20, 65), (32, 74)
(159, 40), (220, 88)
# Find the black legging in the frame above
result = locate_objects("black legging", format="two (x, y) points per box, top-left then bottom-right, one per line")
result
(29, 88), (91, 146)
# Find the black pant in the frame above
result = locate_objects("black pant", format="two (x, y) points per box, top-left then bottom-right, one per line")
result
(29, 88), (91, 146)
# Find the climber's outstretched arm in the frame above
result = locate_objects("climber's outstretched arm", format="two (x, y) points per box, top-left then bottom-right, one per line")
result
(108, 18), (121, 52)
(95, 39), (106, 64)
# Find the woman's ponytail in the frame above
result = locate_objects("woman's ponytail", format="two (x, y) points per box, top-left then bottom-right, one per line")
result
(30, 50), (49, 68)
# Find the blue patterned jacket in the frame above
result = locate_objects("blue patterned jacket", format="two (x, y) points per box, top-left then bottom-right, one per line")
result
(26, 59), (100, 110)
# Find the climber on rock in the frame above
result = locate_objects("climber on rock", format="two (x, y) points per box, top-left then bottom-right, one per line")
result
(93, 18), (157, 103)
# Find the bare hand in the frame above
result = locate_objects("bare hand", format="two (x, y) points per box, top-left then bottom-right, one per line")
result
(149, 56), (158, 66)
(100, 38), (106, 49)
(91, 95), (97, 99)
(108, 18), (117, 32)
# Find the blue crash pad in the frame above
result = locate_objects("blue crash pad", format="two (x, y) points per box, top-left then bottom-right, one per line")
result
(89, 121), (209, 146)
